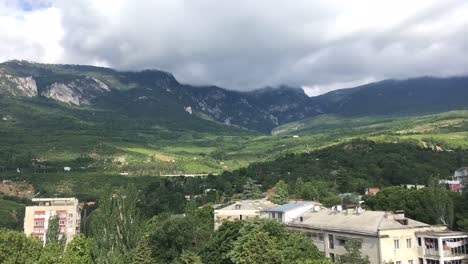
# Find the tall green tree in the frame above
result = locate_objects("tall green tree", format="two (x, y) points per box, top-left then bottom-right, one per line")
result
(90, 185), (142, 264)
(38, 242), (64, 264)
(131, 237), (155, 264)
(341, 240), (370, 264)
(0, 229), (42, 264)
(241, 178), (263, 199)
(422, 179), (454, 227)
(228, 229), (282, 264)
(46, 215), (63, 245)
(202, 219), (323, 264)
(148, 207), (214, 263)
(63, 234), (94, 264)
(269, 180), (289, 205)
(177, 250), (203, 264)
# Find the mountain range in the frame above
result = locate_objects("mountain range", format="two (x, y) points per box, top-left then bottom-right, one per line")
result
(2, 60), (467, 134)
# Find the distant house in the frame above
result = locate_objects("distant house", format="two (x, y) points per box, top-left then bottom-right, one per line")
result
(401, 184), (425, 190)
(213, 199), (277, 229)
(63, 167), (71, 172)
(439, 167), (468, 192)
(265, 201), (318, 224)
(365, 187), (381, 196)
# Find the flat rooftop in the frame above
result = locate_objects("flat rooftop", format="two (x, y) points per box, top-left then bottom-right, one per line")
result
(216, 199), (277, 211)
(267, 201), (314, 212)
(32, 198), (77, 202)
(289, 208), (430, 236)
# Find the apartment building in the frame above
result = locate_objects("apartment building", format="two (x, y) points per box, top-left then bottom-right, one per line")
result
(213, 199), (277, 229)
(24, 198), (81, 244)
(287, 207), (468, 264)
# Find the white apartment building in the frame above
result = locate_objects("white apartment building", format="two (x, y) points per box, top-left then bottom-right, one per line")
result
(287, 207), (468, 264)
(24, 198), (81, 244)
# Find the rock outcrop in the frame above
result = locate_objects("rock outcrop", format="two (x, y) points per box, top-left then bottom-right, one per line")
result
(41, 77), (110, 105)
(0, 74), (37, 97)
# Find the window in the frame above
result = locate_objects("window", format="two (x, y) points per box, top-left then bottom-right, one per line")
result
(239, 214), (243, 220)
(329, 234), (335, 249)
(318, 233), (324, 241)
(68, 213), (73, 218)
(329, 253), (335, 262)
(394, 239), (400, 249)
(34, 221), (44, 226)
(271, 212), (276, 218)
(59, 220), (66, 225)
(396, 261), (402, 264)
(68, 220), (73, 225)
(34, 228), (44, 233)
(277, 212), (283, 220)
(407, 238), (412, 248)
(408, 260), (414, 264)
(418, 258), (424, 264)
(337, 239), (347, 246)
(418, 237), (422, 247)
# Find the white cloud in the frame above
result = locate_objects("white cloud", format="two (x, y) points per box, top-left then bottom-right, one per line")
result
(0, 0), (63, 63)
(2, 0), (468, 95)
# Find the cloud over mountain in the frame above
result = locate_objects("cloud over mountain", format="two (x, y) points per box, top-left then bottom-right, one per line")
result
(1, 0), (468, 94)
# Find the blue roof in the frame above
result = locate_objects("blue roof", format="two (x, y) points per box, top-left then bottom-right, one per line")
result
(267, 201), (312, 212)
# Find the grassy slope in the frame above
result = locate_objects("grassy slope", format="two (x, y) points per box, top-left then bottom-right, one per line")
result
(1, 96), (468, 199)
(0, 199), (25, 230)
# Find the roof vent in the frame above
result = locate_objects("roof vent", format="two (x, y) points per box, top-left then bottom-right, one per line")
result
(235, 204), (241, 210)
(355, 206), (364, 215)
(336, 205), (343, 212)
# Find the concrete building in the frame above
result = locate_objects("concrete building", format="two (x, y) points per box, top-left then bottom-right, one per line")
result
(287, 207), (468, 263)
(265, 201), (319, 224)
(213, 199), (277, 229)
(24, 198), (81, 244)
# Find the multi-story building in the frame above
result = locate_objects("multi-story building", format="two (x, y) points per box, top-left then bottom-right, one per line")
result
(213, 199), (277, 229)
(24, 198), (81, 244)
(287, 207), (468, 263)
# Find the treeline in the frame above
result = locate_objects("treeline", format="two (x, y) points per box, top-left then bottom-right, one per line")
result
(0, 185), (347, 264)
(221, 139), (467, 193)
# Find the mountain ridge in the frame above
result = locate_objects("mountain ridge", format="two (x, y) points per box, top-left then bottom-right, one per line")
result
(1, 60), (468, 133)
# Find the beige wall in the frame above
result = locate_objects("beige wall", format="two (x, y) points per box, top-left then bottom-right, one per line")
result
(289, 225), (445, 263)
(24, 200), (81, 244)
(214, 209), (266, 229)
(289, 226), (381, 263)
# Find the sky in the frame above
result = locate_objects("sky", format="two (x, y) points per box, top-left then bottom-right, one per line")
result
(1, 0), (468, 96)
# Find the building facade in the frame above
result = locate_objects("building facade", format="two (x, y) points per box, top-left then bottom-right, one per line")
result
(287, 207), (468, 264)
(24, 198), (81, 244)
(213, 199), (277, 229)
(265, 201), (318, 224)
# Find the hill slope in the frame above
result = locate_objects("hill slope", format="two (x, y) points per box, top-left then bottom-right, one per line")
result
(2, 60), (468, 134)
